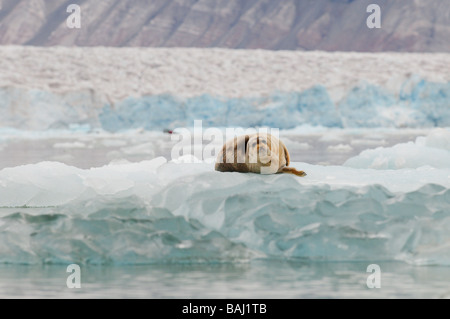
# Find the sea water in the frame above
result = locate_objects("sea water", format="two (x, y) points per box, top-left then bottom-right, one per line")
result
(1, 261), (449, 298)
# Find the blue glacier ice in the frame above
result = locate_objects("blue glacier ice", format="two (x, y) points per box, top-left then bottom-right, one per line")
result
(98, 78), (450, 131)
(1, 77), (449, 131)
(338, 83), (397, 127)
(100, 94), (186, 132)
(98, 86), (343, 131)
(400, 76), (450, 127)
(0, 87), (101, 130)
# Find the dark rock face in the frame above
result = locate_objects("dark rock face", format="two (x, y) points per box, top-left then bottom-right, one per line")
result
(0, 0), (449, 52)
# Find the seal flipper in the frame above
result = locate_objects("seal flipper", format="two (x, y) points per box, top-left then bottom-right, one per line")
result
(281, 141), (290, 166)
(278, 166), (307, 177)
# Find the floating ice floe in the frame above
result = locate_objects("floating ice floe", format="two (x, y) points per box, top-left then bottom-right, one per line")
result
(327, 144), (353, 153)
(53, 141), (88, 149)
(0, 149), (449, 265)
(345, 128), (450, 169)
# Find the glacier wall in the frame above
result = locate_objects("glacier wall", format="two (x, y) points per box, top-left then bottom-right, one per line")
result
(1, 77), (449, 131)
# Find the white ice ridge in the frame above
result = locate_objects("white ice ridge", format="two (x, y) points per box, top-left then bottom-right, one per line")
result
(0, 157), (449, 265)
(0, 46), (450, 102)
(345, 128), (450, 169)
(0, 158), (449, 208)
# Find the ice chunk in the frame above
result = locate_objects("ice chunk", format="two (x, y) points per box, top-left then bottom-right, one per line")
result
(0, 162), (86, 207)
(415, 128), (450, 151)
(327, 144), (353, 153)
(53, 142), (87, 149)
(170, 154), (203, 164)
(0, 158), (450, 265)
(282, 137), (312, 151)
(345, 129), (450, 169)
(121, 143), (155, 156)
(100, 139), (128, 147)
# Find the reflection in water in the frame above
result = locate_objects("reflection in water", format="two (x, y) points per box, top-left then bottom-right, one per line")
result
(1, 261), (449, 298)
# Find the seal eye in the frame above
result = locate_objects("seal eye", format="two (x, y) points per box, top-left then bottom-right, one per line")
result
(252, 142), (257, 147)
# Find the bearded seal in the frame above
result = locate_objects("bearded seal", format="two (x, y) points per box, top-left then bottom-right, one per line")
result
(215, 133), (307, 176)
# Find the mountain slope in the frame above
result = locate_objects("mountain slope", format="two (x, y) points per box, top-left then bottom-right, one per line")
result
(0, 0), (449, 51)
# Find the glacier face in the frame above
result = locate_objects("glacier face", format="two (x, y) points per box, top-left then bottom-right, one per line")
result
(1, 156), (450, 266)
(98, 78), (450, 130)
(1, 77), (450, 131)
(0, 88), (102, 131)
(98, 86), (341, 131)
